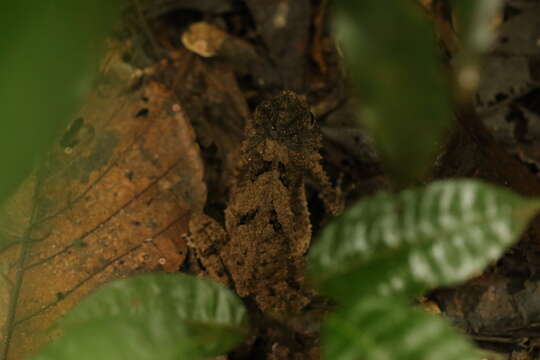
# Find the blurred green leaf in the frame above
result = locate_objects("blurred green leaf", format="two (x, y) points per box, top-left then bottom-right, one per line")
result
(31, 318), (235, 360)
(449, 0), (503, 96)
(324, 297), (479, 360)
(333, 0), (452, 182)
(308, 180), (540, 301)
(451, 0), (503, 54)
(0, 1), (119, 204)
(31, 274), (249, 360)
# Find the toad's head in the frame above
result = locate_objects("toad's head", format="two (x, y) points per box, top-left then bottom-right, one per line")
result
(251, 91), (321, 153)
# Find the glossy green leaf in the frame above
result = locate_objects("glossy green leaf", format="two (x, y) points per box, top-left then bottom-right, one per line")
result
(309, 179), (540, 300)
(333, 0), (451, 182)
(31, 274), (249, 360)
(324, 297), (479, 360)
(0, 1), (119, 204)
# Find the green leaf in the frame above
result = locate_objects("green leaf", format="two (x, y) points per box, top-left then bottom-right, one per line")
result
(333, 0), (451, 182)
(32, 318), (235, 360)
(308, 179), (540, 301)
(324, 297), (479, 360)
(451, 0), (503, 54)
(31, 274), (249, 360)
(449, 0), (504, 94)
(0, 1), (119, 204)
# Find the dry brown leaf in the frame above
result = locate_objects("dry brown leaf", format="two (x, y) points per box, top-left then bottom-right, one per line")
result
(0, 43), (205, 359)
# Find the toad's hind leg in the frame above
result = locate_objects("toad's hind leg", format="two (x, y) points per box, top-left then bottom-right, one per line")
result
(188, 214), (233, 288)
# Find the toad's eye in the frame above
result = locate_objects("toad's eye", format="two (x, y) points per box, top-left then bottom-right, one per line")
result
(308, 113), (316, 128)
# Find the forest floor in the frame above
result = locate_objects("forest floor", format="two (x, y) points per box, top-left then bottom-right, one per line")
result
(4, 0), (540, 359)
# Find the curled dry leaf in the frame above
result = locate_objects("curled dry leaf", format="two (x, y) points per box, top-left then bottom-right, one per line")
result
(181, 22), (278, 88)
(0, 42), (206, 360)
(182, 22), (229, 58)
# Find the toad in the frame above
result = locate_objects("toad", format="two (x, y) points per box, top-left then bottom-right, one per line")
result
(188, 91), (342, 317)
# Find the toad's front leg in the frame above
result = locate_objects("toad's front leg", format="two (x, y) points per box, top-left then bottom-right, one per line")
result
(270, 172), (312, 258)
(306, 158), (345, 216)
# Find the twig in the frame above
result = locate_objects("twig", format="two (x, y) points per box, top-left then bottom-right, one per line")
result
(130, 0), (164, 59)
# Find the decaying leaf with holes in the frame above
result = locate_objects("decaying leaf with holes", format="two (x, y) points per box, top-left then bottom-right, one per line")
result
(0, 40), (205, 360)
